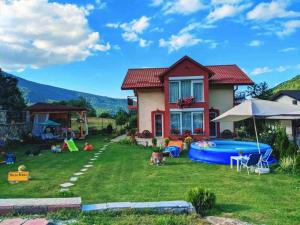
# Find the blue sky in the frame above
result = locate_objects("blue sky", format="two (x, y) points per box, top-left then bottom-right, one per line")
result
(0, 0), (300, 98)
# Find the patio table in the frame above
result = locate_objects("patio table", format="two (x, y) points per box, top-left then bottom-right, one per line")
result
(230, 156), (247, 172)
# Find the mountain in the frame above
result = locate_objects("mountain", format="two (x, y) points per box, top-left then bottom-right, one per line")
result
(3, 72), (127, 114)
(271, 74), (300, 93)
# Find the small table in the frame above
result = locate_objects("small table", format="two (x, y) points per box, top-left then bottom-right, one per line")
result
(230, 156), (246, 172)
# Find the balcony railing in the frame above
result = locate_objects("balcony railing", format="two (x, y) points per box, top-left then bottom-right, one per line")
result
(127, 96), (137, 110)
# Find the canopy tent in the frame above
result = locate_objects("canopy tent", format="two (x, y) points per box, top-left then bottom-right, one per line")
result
(212, 99), (300, 153)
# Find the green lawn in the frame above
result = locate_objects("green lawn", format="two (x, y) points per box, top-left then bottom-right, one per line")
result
(1, 135), (300, 225)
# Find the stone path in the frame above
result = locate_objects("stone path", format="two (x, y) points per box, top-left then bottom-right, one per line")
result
(0, 218), (51, 225)
(59, 136), (124, 192)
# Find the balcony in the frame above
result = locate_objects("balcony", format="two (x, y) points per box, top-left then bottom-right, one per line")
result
(127, 96), (137, 110)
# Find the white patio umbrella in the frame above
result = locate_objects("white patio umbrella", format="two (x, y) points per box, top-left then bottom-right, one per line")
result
(212, 99), (300, 153)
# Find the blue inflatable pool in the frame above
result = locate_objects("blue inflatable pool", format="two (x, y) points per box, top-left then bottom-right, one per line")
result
(188, 140), (276, 165)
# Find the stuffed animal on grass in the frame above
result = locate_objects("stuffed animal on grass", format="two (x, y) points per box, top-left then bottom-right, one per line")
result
(84, 142), (94, 151)
(6, 152), (16, 164)
(18, 165), (26, 172)
(51, 145), (62, 153)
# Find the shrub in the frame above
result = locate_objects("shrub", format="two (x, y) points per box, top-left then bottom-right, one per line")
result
(278, 156), (297, 174)
(141, 130), (152, 138)
(274, 128), (290, 158)
(286, 141), (298, 157)
(152, 138), (157, 146)
(128, 128), (137, 136)
(296, 154), (300, 175)
(164, 138), (170, 147)
(105, 124), (113, 134)
(221, 129), (233, 139)
(186, 187), (216, 216)
(119, 138), (132, 145)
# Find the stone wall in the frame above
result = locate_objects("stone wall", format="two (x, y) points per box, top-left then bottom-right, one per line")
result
(0, 123), (29, 141)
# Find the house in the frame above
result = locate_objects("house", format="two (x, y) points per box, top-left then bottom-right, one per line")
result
(271, 90), (300, 146)
(26, 103), (88, 139)
(121, 56), (253, 139)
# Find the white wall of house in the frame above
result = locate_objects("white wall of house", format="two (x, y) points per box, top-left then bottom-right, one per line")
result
(137, 89), (165, 133)
(209, 85), (234, 132)
(275, 95), (300, 140)
(275, 95), (300, 106)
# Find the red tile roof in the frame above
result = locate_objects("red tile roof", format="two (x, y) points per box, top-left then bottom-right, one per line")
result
(121, 63), (253, 90)
(207, 65), (253, 85)
(26, 103), (87, 112)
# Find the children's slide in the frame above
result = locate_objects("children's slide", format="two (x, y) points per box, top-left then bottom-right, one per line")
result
(65, 139), (79, 152)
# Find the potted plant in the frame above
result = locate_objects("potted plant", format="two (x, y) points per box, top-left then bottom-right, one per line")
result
(184, 136), (193, 150)
(183, 130), (191, 139)
(151, 147), (163, 164)
(177, 97), (194, 108)
(152, 137), (157, 146)
(164, 138), (170, 147)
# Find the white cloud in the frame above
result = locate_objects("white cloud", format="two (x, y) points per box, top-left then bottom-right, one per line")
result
(296, 64), (300, 69)
(276, 20), (300, 37)
(251, 67), (273, 75)
(248, 40), (263, 47)
(139, 39), (153, 47)
(150, 0), (164, 6)
(161, 0), (206, 15)
(207, 2), (251, 23)
(275, 66), (289, 72)
(95, 0), (107, 9)
(247, 0), (300, 21)
(159, 23), (217, 52)
(159, 33), (201, 52)
(279, 47), (297, 52)
(106, 16), (152, 47)
(150, 27), (164, 32)
(0, 0), (110, 71)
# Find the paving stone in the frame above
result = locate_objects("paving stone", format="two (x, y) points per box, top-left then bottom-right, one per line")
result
(23, 218), (51, 225)
(60, 182), (74, 188)
(80, 168), (88, 172)
(205, 216), (249, 225)
(70, 177), (78, 182)
(74, 172), (84, 176)
(84, 165), (93, 168)
(91, 158), (96, 161)
(0, 218), (26, 225)
(60, 188), (69, 192)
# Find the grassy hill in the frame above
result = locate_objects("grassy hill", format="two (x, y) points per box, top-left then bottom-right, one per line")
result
(3, 72), (127, 114)
(271, 74), (300, 93)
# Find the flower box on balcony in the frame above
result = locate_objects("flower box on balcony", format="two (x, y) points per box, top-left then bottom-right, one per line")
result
(177, 97), (194, 108)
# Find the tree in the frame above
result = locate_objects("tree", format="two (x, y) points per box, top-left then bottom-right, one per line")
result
(99, 111), (112, 118)
(115, 109), (129, 128)
(0, 69), (26, 111)
(55, 97), (96, 117)
(246, 82), (272, 100)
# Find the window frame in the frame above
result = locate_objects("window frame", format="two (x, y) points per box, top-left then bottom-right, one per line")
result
(170, 110), (204, 135)
(169, 77), (204, 103)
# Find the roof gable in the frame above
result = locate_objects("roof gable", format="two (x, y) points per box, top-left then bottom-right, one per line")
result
(159, 56), (214, 79)
(271, 90), (300, 101)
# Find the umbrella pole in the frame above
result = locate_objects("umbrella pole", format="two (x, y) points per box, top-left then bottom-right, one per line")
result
(253, 116), (261, 154)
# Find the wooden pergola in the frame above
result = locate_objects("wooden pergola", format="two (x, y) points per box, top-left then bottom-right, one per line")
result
(26, 103), (88, 139)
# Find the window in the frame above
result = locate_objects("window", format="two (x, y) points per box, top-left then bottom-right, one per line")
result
(170, 111), (204, 134)
(169, 82), (180, 103)
(192, 81), (203, 102)
(169, 79), (203, 103)
(292, 100), (297, 105)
